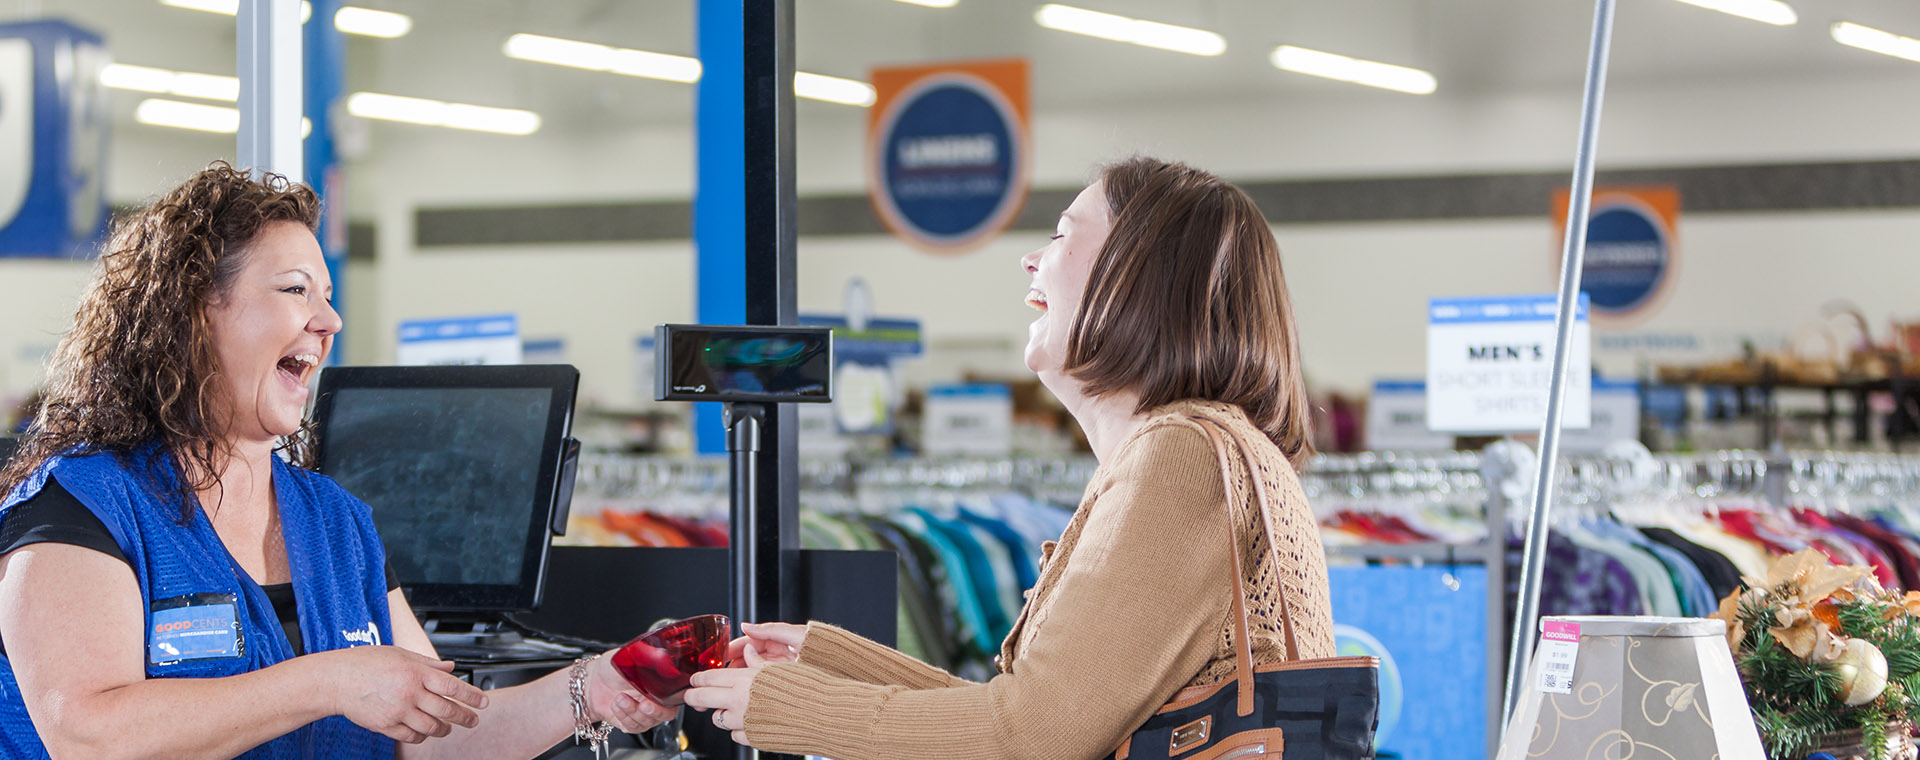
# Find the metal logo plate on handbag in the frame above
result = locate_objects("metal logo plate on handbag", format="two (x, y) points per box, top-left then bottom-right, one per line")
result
(1169, 715), (1212, 755)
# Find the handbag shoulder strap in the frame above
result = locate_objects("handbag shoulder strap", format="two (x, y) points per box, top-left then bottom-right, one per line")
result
(1179, 412), (1301, 718)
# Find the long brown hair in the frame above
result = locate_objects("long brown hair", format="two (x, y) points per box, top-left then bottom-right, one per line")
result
(0, 162), (322, 519)
(1065, 156), (1315, 468)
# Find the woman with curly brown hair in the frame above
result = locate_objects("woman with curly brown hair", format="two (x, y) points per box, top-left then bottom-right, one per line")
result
(0, 163), (669, 759)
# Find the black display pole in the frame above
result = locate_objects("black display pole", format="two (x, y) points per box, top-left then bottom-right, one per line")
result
(737, 2), (799, 759)
(724, 401), (765, 642)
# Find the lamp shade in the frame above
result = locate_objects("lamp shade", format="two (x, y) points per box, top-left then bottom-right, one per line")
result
(1498, 616), (1764, 759)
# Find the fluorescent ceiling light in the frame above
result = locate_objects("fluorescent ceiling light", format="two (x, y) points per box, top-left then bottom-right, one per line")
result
(347, 92), (541, 135)
(172, 72), (242, 101)
(1033, 4), (1226, 56)
(893, 0), (958, 7)
(159, 1), (412, 37)
(1672, 0), (1796, 26)
(504, 33), (702, 83)
(135, 98), (239, 132)
(102, 63), (240, 101)
(506, 33), (873, 106)
(99, 64), (177, 94)
(1270, 45), (1437, 94)
(334, 7), (410, 38)
(1832, 21), (1920, 63)
(134, 98), (310, 136)
(795, 72), (876, 106)
(161, 0), (310, 21)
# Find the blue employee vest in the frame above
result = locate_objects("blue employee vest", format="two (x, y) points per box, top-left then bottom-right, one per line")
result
(0, 442), (395, 759)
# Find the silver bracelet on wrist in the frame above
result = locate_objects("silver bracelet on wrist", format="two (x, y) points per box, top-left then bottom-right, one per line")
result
(570, 655), (613, 759)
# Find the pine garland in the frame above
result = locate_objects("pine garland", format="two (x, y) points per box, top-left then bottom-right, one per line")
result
(1726, 580), (1920, 760)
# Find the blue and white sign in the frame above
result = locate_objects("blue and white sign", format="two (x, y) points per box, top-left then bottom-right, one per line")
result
(1427, 295), (1591, 433)
(522, 337), (567, 365)
(868, 60), (1030, 254)
(1560, 376), (1641, 453)
(924, 383), (1013, 456)
(0, 20), (109, 258)
(1554, 186), (1680, 320)
(798, 314), (923, 436)
(397, 314), (521, 366)
(1329, 565), (1487, 760)
(1584, 205), (1669, 313)
(1366, 380), (1453, 451)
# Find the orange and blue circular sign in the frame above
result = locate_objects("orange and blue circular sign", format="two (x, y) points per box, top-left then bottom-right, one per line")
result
(1553, 186), (1681, 322)
(868, 59), (1030, 254)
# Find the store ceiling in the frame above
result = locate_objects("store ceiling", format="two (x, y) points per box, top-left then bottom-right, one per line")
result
(15, 0), (1920, 137)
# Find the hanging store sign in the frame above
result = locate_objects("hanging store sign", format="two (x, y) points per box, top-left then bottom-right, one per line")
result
(1551, 186), (1679, 322)
(397, 314), (521, 366)
(1559, 376), (1640, 453)
(1365, 380), (1453, 451)
(0, 20), (109, 258)
(868, 58), (1030, 255)
(1427, 295), (1591, 433)
(923, 383), (1013, 456)
(797, 313), (923, 436)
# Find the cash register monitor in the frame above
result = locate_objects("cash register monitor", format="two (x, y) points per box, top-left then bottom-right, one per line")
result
(311, 364), (579, 614)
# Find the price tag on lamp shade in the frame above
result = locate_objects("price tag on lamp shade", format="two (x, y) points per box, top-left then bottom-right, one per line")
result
(1426, 295), (1590, 433)
(1535, 620), (1582, 695)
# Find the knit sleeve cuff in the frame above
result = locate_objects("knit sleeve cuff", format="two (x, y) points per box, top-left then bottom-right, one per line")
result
(744, 662), (882, 757)
(798, 622), (970, 690)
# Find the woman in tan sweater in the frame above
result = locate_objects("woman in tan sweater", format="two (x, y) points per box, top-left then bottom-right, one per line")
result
(684, 156), (1337, 759)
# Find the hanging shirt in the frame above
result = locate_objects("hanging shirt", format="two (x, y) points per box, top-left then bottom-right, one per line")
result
(1641, 527), (1745, 602)
(1505, 530), (1645, 632)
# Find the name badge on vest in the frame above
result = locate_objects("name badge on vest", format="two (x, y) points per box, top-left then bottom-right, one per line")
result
(149, 593), (244, 665)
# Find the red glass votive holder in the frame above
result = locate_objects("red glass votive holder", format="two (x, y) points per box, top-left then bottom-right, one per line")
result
(610, 614), (731, 705)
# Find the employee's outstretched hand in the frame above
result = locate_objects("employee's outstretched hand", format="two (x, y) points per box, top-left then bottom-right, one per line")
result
(684, 643), (768, 745)
(319, 645), (487, 744)
(584, 651), (675, 733)
(725, 621), (806, 667)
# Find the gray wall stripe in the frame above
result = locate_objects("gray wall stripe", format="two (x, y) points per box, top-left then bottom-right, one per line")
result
(409, 158), (1920, 248)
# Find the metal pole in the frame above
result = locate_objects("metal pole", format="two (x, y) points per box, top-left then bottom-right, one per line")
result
(725, 403), (764, 640)
(737, 3), (797, 759)
(236, 0), (302, 180)
(1501, 0), (1616, 734)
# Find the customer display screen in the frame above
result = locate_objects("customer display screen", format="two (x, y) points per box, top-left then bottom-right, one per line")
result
(658, 325), (832, 403)
(313, 365), (577, 613)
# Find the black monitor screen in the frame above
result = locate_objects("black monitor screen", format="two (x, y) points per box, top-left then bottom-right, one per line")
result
(657, 325), (832, 403)
(313, 365), (578, 613)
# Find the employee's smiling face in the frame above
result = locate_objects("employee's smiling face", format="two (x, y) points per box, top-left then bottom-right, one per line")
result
(205, 221), (341, 445)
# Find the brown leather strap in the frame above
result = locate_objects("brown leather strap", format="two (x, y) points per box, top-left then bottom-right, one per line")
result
(1182, 411), (1305, 720)
(1206, 417), (1303, 662)
(1187, 416), (1260, 718)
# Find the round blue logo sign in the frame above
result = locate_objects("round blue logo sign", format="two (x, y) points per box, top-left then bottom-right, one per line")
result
(1582, 202), (1670, 314)
(871, 73), (1027, 252)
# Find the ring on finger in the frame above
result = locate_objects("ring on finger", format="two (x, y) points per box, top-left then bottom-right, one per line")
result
(714, 709), (727, 728)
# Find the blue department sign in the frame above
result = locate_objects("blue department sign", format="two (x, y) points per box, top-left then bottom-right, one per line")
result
(0, 20), (110, 258)
(1553, 186), (1680, 321)
(868, 59), (1030, 254)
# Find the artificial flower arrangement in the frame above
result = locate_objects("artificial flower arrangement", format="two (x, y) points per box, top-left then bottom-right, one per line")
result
(1711, 548), (1920, 760)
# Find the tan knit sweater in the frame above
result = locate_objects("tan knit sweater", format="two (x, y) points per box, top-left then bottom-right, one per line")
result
(744, 400), (1336, 760)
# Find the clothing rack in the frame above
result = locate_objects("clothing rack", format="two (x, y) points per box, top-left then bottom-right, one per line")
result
(571, 447), (1920, 759)
(574, 454), (1098, 517)
(1306, 449), (1511, 760)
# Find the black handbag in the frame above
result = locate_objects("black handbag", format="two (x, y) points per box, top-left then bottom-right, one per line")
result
(1108, 414), (1380, 760)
